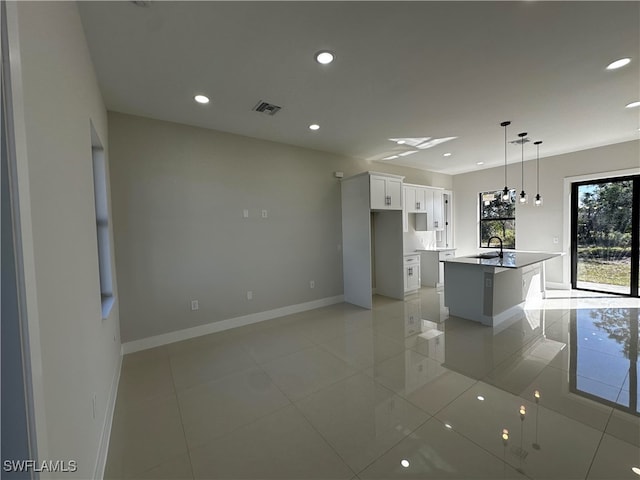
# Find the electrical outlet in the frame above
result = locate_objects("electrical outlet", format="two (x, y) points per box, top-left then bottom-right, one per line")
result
(552, 236), (559, 244)
(261, 209), (268, 218)
(191, 300), (199, 311)
(247, 291), (253, 300)
(92, 393), (97, 420)
(310, 280), (315, 289)
(243, 209), (249, 218)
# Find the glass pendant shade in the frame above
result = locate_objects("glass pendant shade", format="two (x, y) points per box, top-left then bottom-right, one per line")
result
(519, 190), (528, 204)
(534, 193), (543, 206)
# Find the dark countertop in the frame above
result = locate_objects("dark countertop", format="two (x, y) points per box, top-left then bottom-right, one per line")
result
(444, 251), (561, 269)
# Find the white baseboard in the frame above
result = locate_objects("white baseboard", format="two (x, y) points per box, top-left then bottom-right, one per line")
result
(94, 353), (122, 479)
(121, 295), (345, 354)
(546, 282), (571, 290)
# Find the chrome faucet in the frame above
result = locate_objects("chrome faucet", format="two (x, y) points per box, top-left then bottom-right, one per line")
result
(487, 236), (504, 258)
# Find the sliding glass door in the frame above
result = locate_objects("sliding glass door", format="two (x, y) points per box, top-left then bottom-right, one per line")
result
(571, 175), (640, 297)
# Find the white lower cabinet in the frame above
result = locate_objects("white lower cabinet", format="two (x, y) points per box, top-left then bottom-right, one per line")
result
(404, 254), (421, 294)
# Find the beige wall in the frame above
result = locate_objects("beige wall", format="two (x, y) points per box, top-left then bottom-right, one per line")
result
(452, 140), (640, 284)
(109, 112), (451, 343)
(11, 2), (121, 477)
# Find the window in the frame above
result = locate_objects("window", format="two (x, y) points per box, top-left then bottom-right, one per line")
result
(479, 190), (516, 249)
(91, 124), (115, 318)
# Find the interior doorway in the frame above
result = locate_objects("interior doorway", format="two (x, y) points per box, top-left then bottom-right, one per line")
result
(570, 175), (640, 297)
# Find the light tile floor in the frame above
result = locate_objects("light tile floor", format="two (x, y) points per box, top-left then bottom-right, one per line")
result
(105, 288), (640, 479)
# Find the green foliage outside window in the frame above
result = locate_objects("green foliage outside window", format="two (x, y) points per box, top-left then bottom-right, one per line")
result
(479, 190), (516, 249)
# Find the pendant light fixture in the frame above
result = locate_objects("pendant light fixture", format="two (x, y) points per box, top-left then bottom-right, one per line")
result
(501, 121), (511, 202)
(518, 132), (528, 204)
(534, 140), (543, 206)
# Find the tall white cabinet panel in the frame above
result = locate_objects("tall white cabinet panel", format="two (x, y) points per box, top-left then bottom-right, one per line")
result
(432, 190), (444, 230)
(341, 175), (373, 309)
(370, 174), (403, 210)
(342, 172), (405, 309)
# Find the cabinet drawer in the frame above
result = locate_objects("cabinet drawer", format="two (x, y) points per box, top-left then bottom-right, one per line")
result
(404, 254), (420, 265)
(439, 251), (455, 261)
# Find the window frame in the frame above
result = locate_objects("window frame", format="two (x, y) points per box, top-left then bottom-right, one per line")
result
(478, 189), (516, 249)
(91, 124), (115, 319)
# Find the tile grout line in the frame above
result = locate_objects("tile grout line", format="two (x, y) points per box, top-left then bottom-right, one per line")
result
(168, 351), (197, 480)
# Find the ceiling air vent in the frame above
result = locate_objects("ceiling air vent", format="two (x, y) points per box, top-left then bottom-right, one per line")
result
(253, 101), (282, 116)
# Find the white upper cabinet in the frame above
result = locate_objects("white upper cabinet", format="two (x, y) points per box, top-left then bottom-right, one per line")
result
(403, 184), (428, 213)
(405, 185), (446, 230)
(424, 188), (445, 231)
(370, 174), (403, 210)
(404, 185), (417, 213)
(415, 187), (427, 212)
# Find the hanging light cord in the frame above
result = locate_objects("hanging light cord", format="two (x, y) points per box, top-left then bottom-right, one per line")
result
(521, 137), (524, 190)
(504, 125), (508, 187)
(534, 140), (543, 200)
(536, 143), (540, 193)
(500, 121), (511, 201)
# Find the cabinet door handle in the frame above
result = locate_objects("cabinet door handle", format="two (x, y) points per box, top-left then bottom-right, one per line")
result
(416, 202), (420, 209)
(408, 267), (413, 276)
(385, 195), (391, 205)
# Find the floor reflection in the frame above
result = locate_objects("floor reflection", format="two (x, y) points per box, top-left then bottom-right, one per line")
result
(106, 287), (640, 479)
(570, 307), (639, 415)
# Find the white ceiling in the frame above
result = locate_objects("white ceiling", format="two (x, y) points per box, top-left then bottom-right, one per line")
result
(78, 1), (640, 175)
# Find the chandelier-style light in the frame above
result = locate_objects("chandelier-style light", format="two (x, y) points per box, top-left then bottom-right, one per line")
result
(518, 132), (528, 204)
(534, 141), (543, 206)
(501, 121), (511, 202)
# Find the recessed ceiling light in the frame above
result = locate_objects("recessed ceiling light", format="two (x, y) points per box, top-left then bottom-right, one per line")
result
(444, 423), (453, 429)
(383, 155), (399, 160)
(315, 51), (334, 65)
(606, 58), (631, 70)
(443, 152), (452, 157)
(477, 161), (484, 165)
(626, 101), (640, 109)
(477, 395), (485, 401)
(396, 140), (406, 145)
(309, 124), (320, 130)
(400, 460), (410, 468)
(631, 466), (640, 475)
(194, 95), (209, 104)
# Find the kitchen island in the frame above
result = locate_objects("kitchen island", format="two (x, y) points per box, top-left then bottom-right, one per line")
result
(443, 251), (561, 327)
